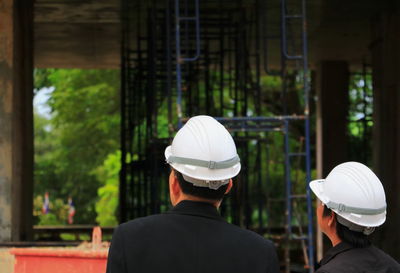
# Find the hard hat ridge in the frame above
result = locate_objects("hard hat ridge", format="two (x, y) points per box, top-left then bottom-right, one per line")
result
(339, 163), (379, 199)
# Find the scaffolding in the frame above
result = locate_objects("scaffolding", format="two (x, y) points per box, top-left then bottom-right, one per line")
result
(120, 0), (314, 272)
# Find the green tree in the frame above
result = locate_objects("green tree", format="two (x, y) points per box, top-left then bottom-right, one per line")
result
(34, 69), (120, 224)
(34, 111), (58, 195)
(33, 195), (69, 225)
(347, 73), (373, 165)
(94, 150), (120, 226)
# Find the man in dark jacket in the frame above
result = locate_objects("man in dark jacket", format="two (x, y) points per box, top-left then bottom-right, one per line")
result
(106, 115), (280, 273)
(310, 162), (400, 273)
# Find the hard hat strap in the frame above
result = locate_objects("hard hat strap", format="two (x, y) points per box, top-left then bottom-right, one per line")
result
(167, 155), (240, 169)
(326, 201), (386, 215)
(182, 174), (229, 190)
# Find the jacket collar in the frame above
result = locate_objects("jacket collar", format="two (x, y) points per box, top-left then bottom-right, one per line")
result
(320, 241), (354, 265)
(166, 200), (224, 222)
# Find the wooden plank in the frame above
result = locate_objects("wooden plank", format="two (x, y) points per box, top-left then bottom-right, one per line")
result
(34, 0), (120, 23)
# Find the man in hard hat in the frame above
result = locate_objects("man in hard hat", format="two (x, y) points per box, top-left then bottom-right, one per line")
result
(106, 115), (280, 273)
(310, 161), (400, 272)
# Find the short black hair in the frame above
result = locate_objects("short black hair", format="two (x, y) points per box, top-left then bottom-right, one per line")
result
(323, 205), (371, 248)
(173, 169), (229, 201)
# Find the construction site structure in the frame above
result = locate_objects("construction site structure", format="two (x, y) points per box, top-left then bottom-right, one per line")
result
(120, 0), (314, 272)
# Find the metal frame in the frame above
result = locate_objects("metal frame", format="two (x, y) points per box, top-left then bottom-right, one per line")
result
(174, 0), (314, 271)
(121, 0), (315, 271)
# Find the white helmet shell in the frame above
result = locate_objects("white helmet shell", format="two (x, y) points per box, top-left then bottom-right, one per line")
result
(310, 162), (386, 227)
(165, 115), (241, 183)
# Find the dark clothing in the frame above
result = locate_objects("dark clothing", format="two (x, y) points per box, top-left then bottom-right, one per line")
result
(317, 242), (400, 273)
(106, 200), (280, 273)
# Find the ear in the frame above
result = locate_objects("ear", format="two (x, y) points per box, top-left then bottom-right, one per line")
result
(224, 179), (233, 194)
(169, 170), (181, 196)
(169, 170), (183, 206)
(328, 211), (337, 228)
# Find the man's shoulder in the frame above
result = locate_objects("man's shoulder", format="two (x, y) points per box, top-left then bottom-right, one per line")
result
(370, 245), (400, 269)
(111, 214), (173, 244)
(317, 245), (400, 273)
(216, 222), (276, 253)
(226, 222), (272, 240)
(116, 213), (273, 246)
(117, 213), (167, 231)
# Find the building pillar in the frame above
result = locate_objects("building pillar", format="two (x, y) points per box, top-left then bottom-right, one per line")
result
(316, 61), (350, 177)
(0, 0), (34, 241)
(370, 10), (400, 260)
(315, 61), (349, 260)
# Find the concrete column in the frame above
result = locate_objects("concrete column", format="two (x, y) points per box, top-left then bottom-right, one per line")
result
(0, 0), (34, 241)
(370, 10), (400, 260)
(315, 61), (349, 259)
(316, 61), (349, 177)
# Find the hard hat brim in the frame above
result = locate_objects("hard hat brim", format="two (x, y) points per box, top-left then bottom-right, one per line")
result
(309, 179), (328, 203)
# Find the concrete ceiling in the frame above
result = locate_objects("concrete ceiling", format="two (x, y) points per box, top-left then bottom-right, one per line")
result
(307, 0), (388, 69)
(34, 0), (388, 69)
(34, 0), (120, 68)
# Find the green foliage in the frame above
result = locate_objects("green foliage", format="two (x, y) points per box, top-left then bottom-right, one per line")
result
(347, 73), (373, 165)
(33, 195), (69, 225)
(60, 233), (91, 241)
(33, 67), (313, 228)
(34, 69), (120, 224)
(94, 151), (120, 226)
(34, 112), (59, 196)
(34, 69), (53, 93)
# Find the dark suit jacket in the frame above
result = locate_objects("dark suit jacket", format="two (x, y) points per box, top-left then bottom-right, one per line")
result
(317, 242), (400, 273)
(106, 200), (280, 273)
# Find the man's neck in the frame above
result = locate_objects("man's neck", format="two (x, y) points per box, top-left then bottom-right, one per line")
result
(328, 233), (342, 247)
(175, 194), (221, 208)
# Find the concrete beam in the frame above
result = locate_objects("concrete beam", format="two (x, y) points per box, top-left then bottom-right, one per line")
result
(370, 9), (400, 260)
(34, 0), (120, 68)
(0, 0), (34, 241)
(31, 0), (385, 69)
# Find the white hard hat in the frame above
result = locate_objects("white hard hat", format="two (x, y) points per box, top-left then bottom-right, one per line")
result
(165, 115), (241, 189)
(310, 162), (386, 228)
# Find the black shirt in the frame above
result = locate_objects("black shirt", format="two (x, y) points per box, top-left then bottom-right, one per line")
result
(106, 200), (280, 273)
(317, 241), (400, 273)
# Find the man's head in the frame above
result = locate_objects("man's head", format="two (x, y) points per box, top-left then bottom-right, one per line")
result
(168, 168), (233, 207)
(311, 162), (387, 247)
(165, 115), (240, 206)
